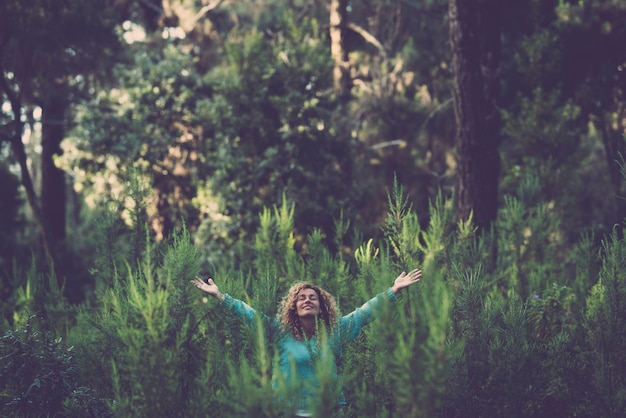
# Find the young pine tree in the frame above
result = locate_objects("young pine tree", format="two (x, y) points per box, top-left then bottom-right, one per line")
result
(583, 228), (626, 417)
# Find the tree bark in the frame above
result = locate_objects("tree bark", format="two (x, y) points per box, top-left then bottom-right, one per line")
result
(449, 1), (502, 413)
(330, 0), (351, 101)
(477, 0), (502, 230)
(449, 0), (502, 233)
(0, 73), (54, 270)
(41, 94), (68, 249)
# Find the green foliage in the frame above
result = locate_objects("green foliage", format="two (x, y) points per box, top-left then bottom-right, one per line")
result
(583, 228), (626, 417)
(0, 319), (110, 417)
(496, 174), (565, 301)
(64, 40), (206, 240)
(66, 185), (458, 417)
(198, 15), (368, 246)
(382, 177), (423, 267)
(442, 178), (600, 417)
(500, 0), (626, 239)
(570, 232), (600, 313)
(526, 283), (576, 343)
(71, 225), (207, 417)
(4, 180), (626, 417)
(446, 270), (587, 417)
(74, 170), (153, 297)
(254, 196), (301, 286)
(3, 258), (72, 337)
(4, 0), (626, 415)
(446, 263), (500, 416)
(499, 88), (595, 241)
(345, 185), (453, 417)
(70, 43), (202, 164)
(502, 88), (582, 174)
(86, 204), (130, 290)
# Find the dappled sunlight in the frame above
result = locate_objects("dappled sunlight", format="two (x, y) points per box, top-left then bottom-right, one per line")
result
(3, 0), (626, 415)
(162, 26), (186, 40)
(122, 20), (145, 44)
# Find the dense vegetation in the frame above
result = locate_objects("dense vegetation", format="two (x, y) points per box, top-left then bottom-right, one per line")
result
(1, 0), (626, 417)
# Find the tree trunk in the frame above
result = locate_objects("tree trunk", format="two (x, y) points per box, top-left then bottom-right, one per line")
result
(600, 107), (626, 225)
(449, 0), (502, 233)
(330, 0), (351, 101)
(1, 73), (54, 270)
(477, 0), (502, 230)
(41, 95), (68, 250)
(449, 1), (502, 412)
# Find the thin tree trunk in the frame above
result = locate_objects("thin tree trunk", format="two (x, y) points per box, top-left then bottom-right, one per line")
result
(1, 74), (54, 270)
(330, 0), (351, 101)
(41, 95), (68, 250)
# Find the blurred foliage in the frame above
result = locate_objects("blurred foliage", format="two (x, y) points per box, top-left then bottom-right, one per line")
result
(583, 229), (626, 417)
(197, 17), (366, 246)
(2, 0), (626, 416)
(0, 318), (110, 417)
(0, 0), (121, 101)
(500, 0), (626, 238)
(0, 0), (623, 297)
(0, 164), (23, 305)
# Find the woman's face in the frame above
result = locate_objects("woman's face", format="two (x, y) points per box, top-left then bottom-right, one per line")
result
(296, 288), (320, 318)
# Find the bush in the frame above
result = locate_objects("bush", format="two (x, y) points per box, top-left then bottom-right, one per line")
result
(0, 318), (110, 417)
(4, 182), (626, 417)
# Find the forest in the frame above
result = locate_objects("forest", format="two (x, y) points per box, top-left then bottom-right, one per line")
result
(1, 0), (626, 417)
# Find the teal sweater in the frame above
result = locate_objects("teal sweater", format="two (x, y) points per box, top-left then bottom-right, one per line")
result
(222, 288), (397, 411)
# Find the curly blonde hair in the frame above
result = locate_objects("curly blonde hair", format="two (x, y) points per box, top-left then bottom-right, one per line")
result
(277, 283), (339, 340)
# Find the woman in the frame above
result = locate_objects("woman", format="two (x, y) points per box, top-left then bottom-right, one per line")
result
(192, 268), (422, 416)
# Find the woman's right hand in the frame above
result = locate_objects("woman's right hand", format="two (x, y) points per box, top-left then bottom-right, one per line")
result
(191, 277), (223, 301)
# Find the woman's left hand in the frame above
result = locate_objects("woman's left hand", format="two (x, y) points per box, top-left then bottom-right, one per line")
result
(391, 269), (422, 294)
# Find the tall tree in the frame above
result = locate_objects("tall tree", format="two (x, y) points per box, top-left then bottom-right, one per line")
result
(0, 0), (121, 271)
(448, 0), (502, 232)
(0, 61), (53, 269)
(40, 90), (69, 248)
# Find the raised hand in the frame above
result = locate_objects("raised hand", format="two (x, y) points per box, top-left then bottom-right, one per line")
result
(391, 269), (422, 294)
(191, 277), (223, 301)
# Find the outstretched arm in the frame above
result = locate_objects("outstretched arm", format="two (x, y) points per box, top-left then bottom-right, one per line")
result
(191, 277), (267, 325)
(391, 268), (422, 294)
(340, 268), (423, 342)
(191, 277), (226, 302)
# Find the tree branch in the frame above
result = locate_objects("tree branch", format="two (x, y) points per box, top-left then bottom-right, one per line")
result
(347, 22), (387, 60)
(192, 0), (225, 25)
(0, 70), (54, 270)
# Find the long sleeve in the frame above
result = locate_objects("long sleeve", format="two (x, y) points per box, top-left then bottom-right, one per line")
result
(222, 294), (268, 325)
(338, 288), (397, 343)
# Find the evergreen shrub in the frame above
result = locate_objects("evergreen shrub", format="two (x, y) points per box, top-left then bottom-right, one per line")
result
(3, 182), (626, 417)
(0, 318), (110, 417)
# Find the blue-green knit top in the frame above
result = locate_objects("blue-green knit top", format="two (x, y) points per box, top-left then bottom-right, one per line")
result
(222, 288), (397, 411)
